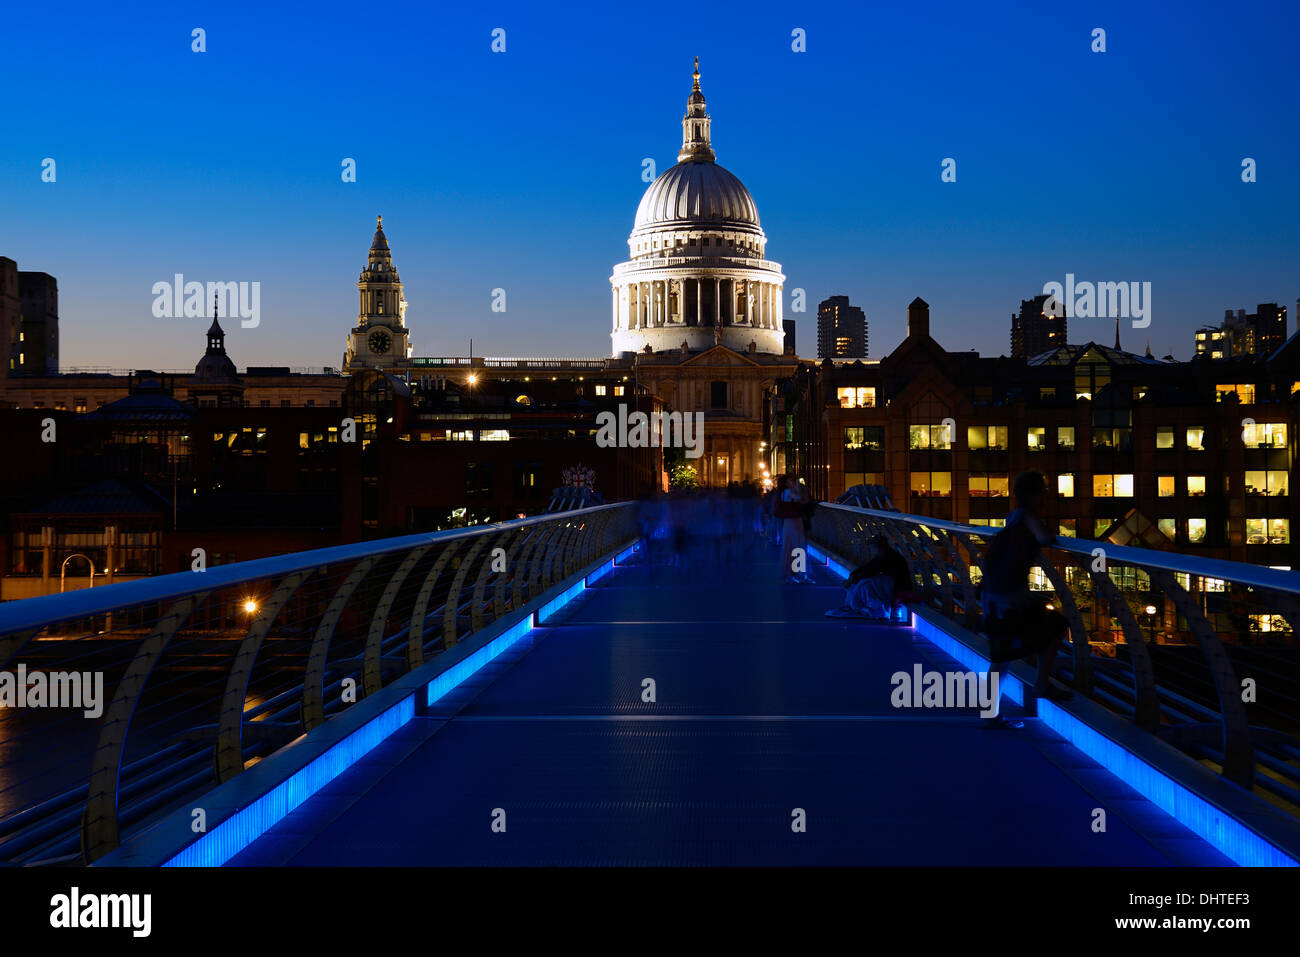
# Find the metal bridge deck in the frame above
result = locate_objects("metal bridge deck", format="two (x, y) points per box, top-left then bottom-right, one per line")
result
(230, 553), (1230, 866)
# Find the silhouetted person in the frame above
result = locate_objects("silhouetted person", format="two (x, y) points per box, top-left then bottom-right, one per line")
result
(980, 470), (1073, 727)
(826, 534), (911, 619)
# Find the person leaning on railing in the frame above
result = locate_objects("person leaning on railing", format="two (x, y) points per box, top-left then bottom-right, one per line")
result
(979, 470), (1074, 726)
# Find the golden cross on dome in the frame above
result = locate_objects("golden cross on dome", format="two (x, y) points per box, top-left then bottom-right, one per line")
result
(693, 56), (700, 89)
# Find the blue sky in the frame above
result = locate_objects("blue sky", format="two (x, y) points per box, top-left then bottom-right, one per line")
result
(2, 0), (1297, 369)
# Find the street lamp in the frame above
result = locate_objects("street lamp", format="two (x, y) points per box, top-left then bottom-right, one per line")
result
(1144, 603), (1159, 644)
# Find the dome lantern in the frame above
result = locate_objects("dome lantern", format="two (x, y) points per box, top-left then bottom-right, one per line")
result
(679, 56), (715, 164)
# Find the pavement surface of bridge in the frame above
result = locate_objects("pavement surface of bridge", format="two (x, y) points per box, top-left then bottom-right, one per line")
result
(230, 549), (1230, 866)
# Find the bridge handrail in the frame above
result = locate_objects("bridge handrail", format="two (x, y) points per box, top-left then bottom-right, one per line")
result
(0, 505), (627, 633)
(819, 502), (1300, 596)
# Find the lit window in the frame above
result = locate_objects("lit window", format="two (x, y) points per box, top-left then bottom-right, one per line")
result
(1243, 422), (1287, 448)
(1058, 519), (1076, 538)
(1058, 474), (1075, 497)
(1186, 427), (1206, 450)
(1157, 475), (1175, 497)
(1093, 428), (1132, 450)
(1092, 474), (1133, 497)
(909, 424), (952, 449)
(1188, 519), (1207, 543)
(594, 385), (607, 396)
(910, 471), (952, 497)
(1155, 427), (1175, 449)
(1248, 614), (1292, 633)
(1215, 383), (1256, 404)
(968, 473), (1009, 498)
(1187, 475), (1206, 496)
(1246, 518), (1290, 544)
(1027, 427), (1047, 451)
(1057, 427), (1075, 450)
(844, 427), (865, 450)
(1157, 518), (1175, 539)
(480, 430), (510, 441)
(967, 425), (1009, 450)
(836, 387), (876, 409)
(1245, 470), (1288, 495)
(613, 386), (626, 396)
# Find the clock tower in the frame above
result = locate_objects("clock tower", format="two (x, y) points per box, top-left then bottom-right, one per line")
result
(344, 216), (412, 373)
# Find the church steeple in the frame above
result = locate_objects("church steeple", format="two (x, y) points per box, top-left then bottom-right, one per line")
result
(345, 215), (412, 372)
(358, 214), (404, 326)
(679, 56), (715, 163)
(369, 215), (391, 264)
(194, 291), (240, 393)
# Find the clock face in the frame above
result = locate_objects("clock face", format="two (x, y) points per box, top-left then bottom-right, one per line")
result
(368, 330), (392, 354)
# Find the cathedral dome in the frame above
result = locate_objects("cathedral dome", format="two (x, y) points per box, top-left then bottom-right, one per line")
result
(609, 59), (786, 359)
(633, 161), (760, 232)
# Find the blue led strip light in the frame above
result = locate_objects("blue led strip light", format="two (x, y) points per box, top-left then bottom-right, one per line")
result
(809, 540), (1297, 865)
(164, 697), (414, 867)
(537, 579), (586, 625)
(910, 612), (1025, 707)
(586, 558), (614, 586)
(426, 617), (534, 707)
(1037, 700), (1298, 867)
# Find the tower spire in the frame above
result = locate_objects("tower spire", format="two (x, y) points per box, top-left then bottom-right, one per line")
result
(206, 292), (226, 355)
(679, 56), (715, 163)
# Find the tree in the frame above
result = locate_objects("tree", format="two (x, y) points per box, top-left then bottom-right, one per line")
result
(670, 463), (699, 490)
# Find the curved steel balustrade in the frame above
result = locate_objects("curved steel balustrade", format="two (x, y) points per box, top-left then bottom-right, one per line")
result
(811, 502), (1300, 806)
(0, 504), (637, 865)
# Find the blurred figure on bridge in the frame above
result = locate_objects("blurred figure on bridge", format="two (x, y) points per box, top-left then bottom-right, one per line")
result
(980, 469), (1074, 725)
(774, 475), (812, 583)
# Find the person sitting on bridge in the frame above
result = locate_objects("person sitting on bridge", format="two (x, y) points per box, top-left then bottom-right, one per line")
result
(980, 469), (1074, 724)
(826, 534), (911, 619)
